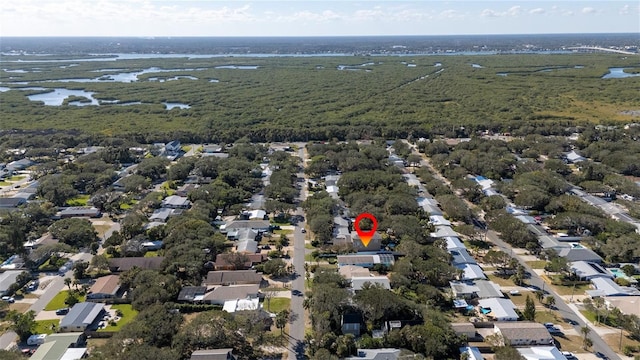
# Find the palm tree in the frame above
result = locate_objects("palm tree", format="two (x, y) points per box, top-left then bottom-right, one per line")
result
(546, 296), (556, 309)
(64, 277), (72, 290)
(581, 326), (592, 350)
(72, 279), (79, 290)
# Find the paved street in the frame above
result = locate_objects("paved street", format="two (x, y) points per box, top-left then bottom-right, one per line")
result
(288, 222), (306, 360)
(486, 231), (621, 360)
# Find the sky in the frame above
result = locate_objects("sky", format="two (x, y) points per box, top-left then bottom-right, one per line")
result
(1, 1), (639, 37)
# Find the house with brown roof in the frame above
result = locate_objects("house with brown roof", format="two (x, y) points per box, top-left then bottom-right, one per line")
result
(493, 322), (554, 346)
(451, 323), (478, 340)
(202, 284), (260, 305)
(108, 257), (165, 272)
(203, 270), (264, 286)
(214, 253), (267, 270)
(87, 275), (120, 300)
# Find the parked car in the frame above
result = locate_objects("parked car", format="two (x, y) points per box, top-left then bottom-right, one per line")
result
(1, 296), (15, 303)
(301, 229), (306, 233)
(595, 351), (609, 359)
(55, 308), (69, 315)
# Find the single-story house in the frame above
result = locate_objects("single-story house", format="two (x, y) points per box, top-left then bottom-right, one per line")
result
(6, 158), (35, 171)
(30, 333), (86, 360)
(337, 253), (395, 268)
(350, 231), (382, 252)
(59, 302), (104, 332)
(450, 280), (503, 300)
(341, 313), (362, 337)
(202, 284), (260, 305)
(86, 275), (120, 300)
(141, 240), (163, 251)
(24, 232), (58, 250)
(56, 206), (101, 219)
(444, 236), (466, 251)
(0, 270), (23, 296)
(161, 195), (191, 209)
(430, 226), (459, 238)
(190, 348), (236, 360)
(494, 322), (554, 346)
(565, 150), (586, 163)
(108, 257), (165, 272)
(339, 265), (371, 280)
(459, 346), (484, 360)
(586, 277), (640, 297)
(430, 215), (451, 227)
(515, 215), (538, 225)
(202, 144), (224, 153)
(456, 263), (487, 281)
(557, 247), (602, 264)
(344, 348), (401, 360)
(177, 286), (208, 302)
(149, 208), (182, 222)
(478, 298), (518, 321)
(351, 276), (391, 291)
(241, 210), (267, 220)
(517, 346), (568, 360)
(569, 261), (614, 281)
(605, 297), (640, 317)
(165, 140), (181, 153)
(214, 253), (266, 271)
(449, 248), (477, 266)
(222, 298), (260, 313)
(222, 220), (271, 234)
(236, 239), (259, 254)
(203, 270), (264, 286)
(452, 323), (478, 339)
(0, 197), (27, 209)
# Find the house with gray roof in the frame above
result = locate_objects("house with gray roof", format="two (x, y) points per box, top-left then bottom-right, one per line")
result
(494, 322), (554, 346)
(59, 302), (104, 332)
(161, 195), (191, 209)
(344, 348), (401, 360)
(0, 270), (23, 296)
(190, 348), (236, 360)
(444, 236), (466, 251)
(449, 248), (477, 266)
(430, 226), (459, 238)
(203, 270), (264, 286)
(202, 284), (260, 305)
(557, 247), (602, 263)
(30, 333), (86, 360)
(456, 263), (487, 281)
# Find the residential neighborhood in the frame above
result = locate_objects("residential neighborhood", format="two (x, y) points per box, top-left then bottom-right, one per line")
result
(0, 124), (640, 360)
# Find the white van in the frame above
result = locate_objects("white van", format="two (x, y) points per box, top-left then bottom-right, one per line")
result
(27, 334), (46, 345)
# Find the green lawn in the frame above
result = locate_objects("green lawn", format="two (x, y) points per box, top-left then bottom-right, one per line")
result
(266, 297), (290, 313)
(526, 260), (548, 269)
(44, 290), (86, 311)
(66, 194), (90, 206)
(273, 229), (293, 236)
(34, 319), (59, 335)
(7, 175), (26, 181)
(487, 274), (515, 287)
(99, 304), (138, 332)
(144, 251), (159, 257)
(0, 181), (10, 186)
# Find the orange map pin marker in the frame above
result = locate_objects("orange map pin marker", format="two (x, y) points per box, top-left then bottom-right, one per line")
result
(354, 213), (378, 248)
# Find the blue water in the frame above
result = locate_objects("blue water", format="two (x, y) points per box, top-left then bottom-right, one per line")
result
(602, 68), (640, 79)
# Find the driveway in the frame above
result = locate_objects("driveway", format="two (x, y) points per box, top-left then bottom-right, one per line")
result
(486, 231), (621, 360)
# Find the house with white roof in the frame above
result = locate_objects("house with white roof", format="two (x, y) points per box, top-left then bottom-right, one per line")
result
(517, 346), (567, 360)
(569, 261), (614, 281)
(429, 215), (451, 227)
(459, 346), (484, 360)
(456, 263), (487, 281)
(587, 277), (640, 297)
(449, 248), (477, 266)
(161, 195), (191, 209)
(478, 298), (518, 321)
(430, 226), (459, 238)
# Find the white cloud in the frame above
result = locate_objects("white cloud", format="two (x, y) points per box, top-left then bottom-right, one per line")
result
(619, 4), (630, 14)
(507, 6), (521, 16)
(480, 6), (520, 17)
(582, 7), (596, 14)
(481, 9), (499, 17)
(529, 8), (545, 15)
(438, 9), (462, 19)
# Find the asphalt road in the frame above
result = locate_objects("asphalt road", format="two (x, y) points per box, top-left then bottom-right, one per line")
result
(486, 230), (620, 360)
(288, 221), (306, 360)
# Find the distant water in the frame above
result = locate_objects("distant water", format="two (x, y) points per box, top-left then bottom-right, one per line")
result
(602, 68), (640, 79)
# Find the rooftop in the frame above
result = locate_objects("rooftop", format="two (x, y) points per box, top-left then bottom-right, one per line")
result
(204, 270), (263, 286)
(88, 275), (120, 296)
